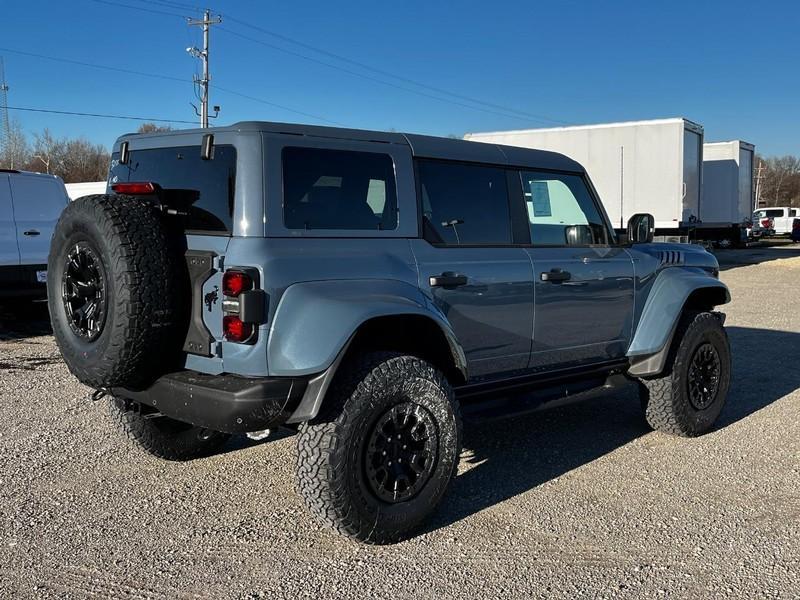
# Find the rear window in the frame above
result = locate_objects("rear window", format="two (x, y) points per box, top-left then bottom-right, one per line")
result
(109, 145), (236, 233)
(282, 147), (398, 231)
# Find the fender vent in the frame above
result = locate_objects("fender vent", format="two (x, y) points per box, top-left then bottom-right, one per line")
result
(658, 250), (685, 266)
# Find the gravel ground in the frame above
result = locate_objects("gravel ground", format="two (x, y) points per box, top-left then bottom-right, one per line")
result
(1, 245), (799, 599)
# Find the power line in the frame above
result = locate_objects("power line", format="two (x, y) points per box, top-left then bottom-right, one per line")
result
(220, 14), (570, 126)
(217, 27), (547, 125)
(102, 0), (569, 125)
(89, 0), (187, 18)
(6, 105), (198, 124)
(0, 47), (341, 125)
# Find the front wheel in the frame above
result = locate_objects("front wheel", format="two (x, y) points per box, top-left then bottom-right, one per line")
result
(640, 311), (731, 437)
(295, 352), (462, 544)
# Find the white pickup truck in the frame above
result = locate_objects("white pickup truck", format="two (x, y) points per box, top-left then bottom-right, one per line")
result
(753, 207), (798, 236)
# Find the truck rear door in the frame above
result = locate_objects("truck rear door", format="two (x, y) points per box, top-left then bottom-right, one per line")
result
(682, 127), (703, 224)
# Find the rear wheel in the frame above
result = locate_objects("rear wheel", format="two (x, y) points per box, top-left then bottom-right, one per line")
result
(295, 352), (462, 544)
(640, 311), (731, 437)
(108, 398), (230, 461)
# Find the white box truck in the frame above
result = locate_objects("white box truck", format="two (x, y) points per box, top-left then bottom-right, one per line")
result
(702, 141), (755, 246)
(465, 118), (733, 242)
(64, 181), (107, 201)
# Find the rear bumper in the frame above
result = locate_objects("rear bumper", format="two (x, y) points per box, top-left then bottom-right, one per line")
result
(112, 371), (308, 433)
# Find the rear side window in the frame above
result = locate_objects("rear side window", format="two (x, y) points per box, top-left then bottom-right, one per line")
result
(109, 145), (236, 233)
(418, 160), (511, 245)
(520, 171), (610, 246)
(765, 209), (785, 218)
(282, 147), (398, 231)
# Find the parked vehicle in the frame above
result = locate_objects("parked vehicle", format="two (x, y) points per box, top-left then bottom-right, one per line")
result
(702, 140), (755, 247)
(792, 218), (800, 243)
(48, 122), (732, 543)
(0, 169), (70, 299)
(752, 207), (798, 236)
(64, 181), (107, 201)
(465, 119), (751, 246)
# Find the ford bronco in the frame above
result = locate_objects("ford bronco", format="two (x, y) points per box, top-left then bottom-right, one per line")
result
(48, 122), (731, 543)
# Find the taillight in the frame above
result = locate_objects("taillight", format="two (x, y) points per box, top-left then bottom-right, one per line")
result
(223, 315), (254, 343)
(222, 270), (252, 297)
(221, 269), (263, 344)
(111, 181), (157, 195)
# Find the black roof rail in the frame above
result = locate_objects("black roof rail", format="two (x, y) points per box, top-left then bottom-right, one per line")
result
(0, 168), (21, 173)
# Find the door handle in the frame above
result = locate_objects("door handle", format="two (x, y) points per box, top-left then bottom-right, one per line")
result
(540, 269), (571, 283)
(23, 230), (41, 236)
(429, 272), (468, 287)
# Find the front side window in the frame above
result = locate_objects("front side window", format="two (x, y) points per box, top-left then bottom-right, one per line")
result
(520, 171), (610, 246)
(765, 209), (785, 218)
(109, 145), (236, 233)
(282, 147), (397, 231)
(418, 160), (511, 245)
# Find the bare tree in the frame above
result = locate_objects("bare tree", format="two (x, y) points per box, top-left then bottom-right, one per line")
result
(0, 119), (30, 169)
(137, 122), (173, 134)
(758, 154), (800, 208)
(58, 138), (110, 183)
(30, 128), (64, 174)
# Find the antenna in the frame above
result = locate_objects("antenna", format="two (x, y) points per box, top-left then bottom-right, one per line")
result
(0, 57), (10, 155)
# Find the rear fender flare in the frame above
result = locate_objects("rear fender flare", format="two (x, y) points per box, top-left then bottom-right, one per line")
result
(267, 279), (467, 379)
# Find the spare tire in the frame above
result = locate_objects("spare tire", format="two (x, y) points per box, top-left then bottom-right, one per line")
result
(48, 194), (188, 390)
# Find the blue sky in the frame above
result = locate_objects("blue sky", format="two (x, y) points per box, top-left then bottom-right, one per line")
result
(1, 0), (798, 155)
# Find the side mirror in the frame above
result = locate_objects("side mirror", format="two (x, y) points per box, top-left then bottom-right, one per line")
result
(627, 213), (655, 244)
(565, 224), (593, 246)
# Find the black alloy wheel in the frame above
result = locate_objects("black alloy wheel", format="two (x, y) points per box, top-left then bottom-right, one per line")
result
(364, 402), (439, 503)
(687, 342), (721, 411)
(61, 242), (107, 341)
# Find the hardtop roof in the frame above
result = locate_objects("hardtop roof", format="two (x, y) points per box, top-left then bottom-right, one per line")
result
(116, 120), (585, 173)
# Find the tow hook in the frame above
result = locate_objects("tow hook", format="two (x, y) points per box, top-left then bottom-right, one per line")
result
(90, 388), (109, 402)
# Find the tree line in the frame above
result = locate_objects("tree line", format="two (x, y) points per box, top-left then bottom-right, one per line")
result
(756, 154), (800, 208)
(0, 121), (171, 183)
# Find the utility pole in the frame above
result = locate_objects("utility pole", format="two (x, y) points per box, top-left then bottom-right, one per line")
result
(187, 10), (222, 128)
(754, 160), (766, 210)
(0, 57), (10, 155)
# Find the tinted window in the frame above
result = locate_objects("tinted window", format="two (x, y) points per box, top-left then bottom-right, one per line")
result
(790, 209), (797, 217)
(418, 160), (511, 245)
(282, 147), (397, 231)
(109, 145), (236, 233)
(765, 209), (785, 218)
(521, 171), (610, 246)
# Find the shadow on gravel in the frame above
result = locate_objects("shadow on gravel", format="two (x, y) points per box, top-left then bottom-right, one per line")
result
(426, 325), (800, 534)
(0, 301), (53, 341)
(716, 242), (800, 271)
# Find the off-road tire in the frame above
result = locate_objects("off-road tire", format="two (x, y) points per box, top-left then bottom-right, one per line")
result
(48, 194), (188, 389)
(641, 311), (731, 437)
(296, 352), (462, 544)
(108, 397), (230, 461)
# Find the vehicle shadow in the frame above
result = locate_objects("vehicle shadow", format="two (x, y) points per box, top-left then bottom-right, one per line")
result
(716, 242), (800, 271)
(0, 301), (53, 341)
(424, 325), (800, 534)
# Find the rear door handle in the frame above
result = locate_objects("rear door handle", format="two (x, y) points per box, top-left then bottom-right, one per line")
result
(429, 272), (468, 287)
(23, 230), (41, 236)
(540, 269), (571, 283)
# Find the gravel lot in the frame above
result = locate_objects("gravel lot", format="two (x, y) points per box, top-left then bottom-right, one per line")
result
(1, 245), (799, 599)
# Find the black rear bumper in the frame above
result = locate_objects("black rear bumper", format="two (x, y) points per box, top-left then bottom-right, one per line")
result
(112, 371), (308, 433)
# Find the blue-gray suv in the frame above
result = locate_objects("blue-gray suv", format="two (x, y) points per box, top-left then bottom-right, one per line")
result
(48, 122), (731, 543)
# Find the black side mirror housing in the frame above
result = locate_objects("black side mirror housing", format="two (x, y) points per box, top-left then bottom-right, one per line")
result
(627, 213), (655, 244)
(565, 224), (593, 246)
